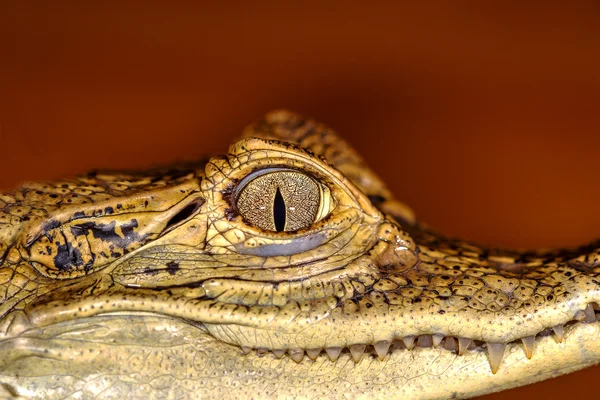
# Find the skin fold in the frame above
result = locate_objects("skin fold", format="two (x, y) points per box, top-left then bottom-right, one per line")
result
(1, 111), (599, 399)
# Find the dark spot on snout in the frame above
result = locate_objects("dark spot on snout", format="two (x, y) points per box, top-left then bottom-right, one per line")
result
(166, 261), (180, 275)
(54, 243), (86, 271)
(40, 219), (61, 234)
(70, 219), (145, 249)
(143, 267), (159, 275)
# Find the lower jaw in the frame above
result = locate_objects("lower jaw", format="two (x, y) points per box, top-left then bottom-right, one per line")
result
(1, 312), (600, 399)
(209, 318), (600, 398)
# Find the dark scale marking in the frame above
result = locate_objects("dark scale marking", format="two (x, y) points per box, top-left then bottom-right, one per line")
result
(70, 219), (146, 249)
(143, 267), (159, 275)
(220, 181), (239, 209)
(40, 219), (61, 235)
(224, 207), (238, 221)
(166, 261), (180, 275)
(120, 219), (141, 241)
(568, 261), (595, 273)
(53, 243), (84, 271)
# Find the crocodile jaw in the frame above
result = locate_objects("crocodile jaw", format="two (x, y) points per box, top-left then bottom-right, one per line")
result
(1, 313), (599, 399)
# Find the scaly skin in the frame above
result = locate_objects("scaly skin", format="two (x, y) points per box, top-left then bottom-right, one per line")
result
(1, 111), (599, 399)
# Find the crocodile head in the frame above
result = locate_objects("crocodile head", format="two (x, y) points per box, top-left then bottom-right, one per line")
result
(1, 111), (599, 399)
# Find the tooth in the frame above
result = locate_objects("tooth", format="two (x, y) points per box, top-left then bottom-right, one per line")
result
(349, 344), (366, 362)
(444, 337), (457, 352)
(432, 334), (444, 348)
(487, 343), (506, 374)
(402, 335), (416, 350)
(417, 335), (433, 347)
(584, 303), (595, 323)
(272, 349), (286, 359)
(256, 348), (268, 356)
(289, 348), (305, 363)
(457, 337), (472, 356)
(241, 346), (252, 354)
(306, 348), (321, 360)
(521, 336), (534, 359)
(325, 347), (342, 361)
(552, 325), (564, 343)
(374, 340), (391, 360)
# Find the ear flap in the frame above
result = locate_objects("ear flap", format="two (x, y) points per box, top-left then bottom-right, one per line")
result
(241, 110), (416, 225)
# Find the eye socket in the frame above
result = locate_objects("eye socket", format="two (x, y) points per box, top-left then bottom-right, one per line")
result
(236, 169), (331, 232)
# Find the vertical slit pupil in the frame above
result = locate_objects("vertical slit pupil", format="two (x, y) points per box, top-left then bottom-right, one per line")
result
(273, 187), (286, 232)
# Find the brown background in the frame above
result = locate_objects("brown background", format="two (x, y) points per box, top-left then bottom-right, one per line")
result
(1, 2), (599, 399)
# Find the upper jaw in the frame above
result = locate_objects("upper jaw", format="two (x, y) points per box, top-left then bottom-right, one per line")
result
(9, 210), (407, 334)
(13, 214), (600, 350)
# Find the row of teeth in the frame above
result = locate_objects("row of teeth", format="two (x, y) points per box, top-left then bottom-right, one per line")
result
(241, 302), (600, 374)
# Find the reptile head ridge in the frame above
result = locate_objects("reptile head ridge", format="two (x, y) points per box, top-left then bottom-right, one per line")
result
(1, 110), (600, 399)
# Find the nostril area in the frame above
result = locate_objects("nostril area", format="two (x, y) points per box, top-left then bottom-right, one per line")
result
(165, 199), (204, 230)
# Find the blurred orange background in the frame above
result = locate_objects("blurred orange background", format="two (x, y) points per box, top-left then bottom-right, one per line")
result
(1, 2), (599, 399)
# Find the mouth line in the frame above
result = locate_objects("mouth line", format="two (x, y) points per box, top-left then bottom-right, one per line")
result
(3, 300), (599, 390)
(14, 288), (600, 377)
(228, 301), (600, 374)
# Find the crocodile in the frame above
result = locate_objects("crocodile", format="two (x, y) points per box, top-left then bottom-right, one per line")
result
(1, 110), (599, 399)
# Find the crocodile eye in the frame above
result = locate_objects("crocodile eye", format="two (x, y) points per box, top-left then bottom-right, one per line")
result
(236, 169), (331, 232)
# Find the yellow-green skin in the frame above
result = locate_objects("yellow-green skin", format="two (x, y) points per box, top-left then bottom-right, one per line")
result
(1, 111), (599, 399)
